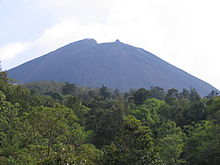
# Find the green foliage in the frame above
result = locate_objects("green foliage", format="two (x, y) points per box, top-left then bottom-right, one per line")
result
(0, 69), (220, 164)
(38, 144), (102, 165)
(156, 121), (185, 165)
(102, 116), (159, 165)
(133, 88), (152, 105)
(130, 98), (166, 131)
(62, 82), (76, 95)
(23, 81), (66, 95)
(183, 121), (220, 165)
(0, 145), (36, 165)
(99, 85), (111, 99)
(150, 86), (166, 100)
(85, 100), (125, 148)
(0, 92), (20, 146)
(207, 96), (220, 123)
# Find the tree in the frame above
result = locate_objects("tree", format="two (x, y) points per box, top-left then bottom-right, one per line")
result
(165, 88), (179, 104)
(183, 121), (220, 165)
(62, 82), (76, 95)
(156, 121), (185, 165)
(150, 86), (166, 100)
(86, 100), (125, 148)
(102, 116), (159, 165)
(130, 98), (166, 130)
(206, 96), (220, 123)
(38, 144), (102, 165)
(113, 88), (120, 99)
(133, 88), (152, 105)
(0, 91), (20, 147)
(99, 85), (110, 99)
(17, 105), (91, 162)
(206, 90), (219, 99)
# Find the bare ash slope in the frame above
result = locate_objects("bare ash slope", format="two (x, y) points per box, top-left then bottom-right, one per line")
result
(8, 39), (219, 96)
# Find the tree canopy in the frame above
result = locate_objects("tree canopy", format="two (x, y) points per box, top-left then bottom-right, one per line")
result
(0, 69), (220, 164)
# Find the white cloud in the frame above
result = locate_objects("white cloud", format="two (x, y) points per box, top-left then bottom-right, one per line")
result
(43, 0), (113, 7)
(1, 0), (220, 89)
(39, 0), (114, 25)
(0, 42), (30, 60)
(35, 20), (82, 47)
(43, 0), (74, 6)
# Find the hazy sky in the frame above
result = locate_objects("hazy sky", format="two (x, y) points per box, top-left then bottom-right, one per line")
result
(0, 0), (220, 90)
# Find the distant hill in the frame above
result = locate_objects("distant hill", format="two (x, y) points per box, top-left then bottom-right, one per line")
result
(8, 38), (218, 96)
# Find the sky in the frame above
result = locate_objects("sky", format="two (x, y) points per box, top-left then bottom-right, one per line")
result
(0, 0), (220, 90)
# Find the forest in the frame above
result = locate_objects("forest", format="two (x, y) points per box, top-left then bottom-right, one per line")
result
(0, 69), (220, 165)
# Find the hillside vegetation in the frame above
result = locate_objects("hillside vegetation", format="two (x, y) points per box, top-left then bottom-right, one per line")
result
(0, 70), (220, 164)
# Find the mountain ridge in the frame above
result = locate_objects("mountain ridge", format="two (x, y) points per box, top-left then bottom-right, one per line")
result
(8, 38), (219, 96)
